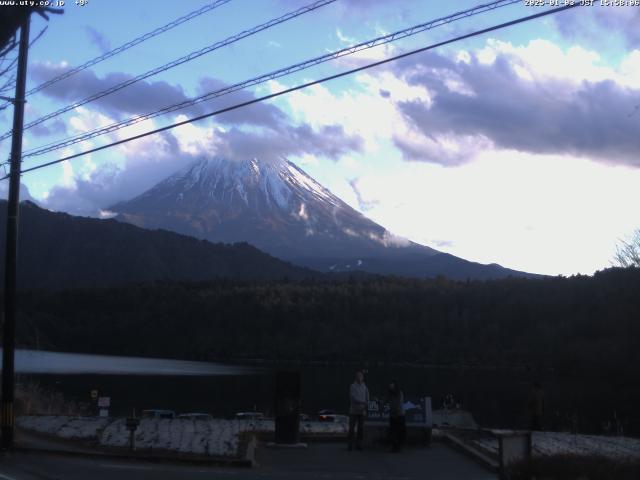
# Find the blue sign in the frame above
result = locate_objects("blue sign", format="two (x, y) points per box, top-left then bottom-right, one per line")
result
(366, 397), (431, 426)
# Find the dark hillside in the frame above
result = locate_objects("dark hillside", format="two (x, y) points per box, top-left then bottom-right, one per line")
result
(0, 201), (315, 289)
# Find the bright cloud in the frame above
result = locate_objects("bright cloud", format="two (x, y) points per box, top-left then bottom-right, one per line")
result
(281, 37), (640, 274)
(348, 151), (640, 275)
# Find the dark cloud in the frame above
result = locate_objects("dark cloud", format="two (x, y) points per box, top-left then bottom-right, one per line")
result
(29, 63), (202, 120)
(389, 51), (640, 167)
(214, 123), (363, 162)
(42, 130), (196, 216)
(197, 77), (288, 128)
(30, 118), (68, 137)
(29, 65), (289, 129)
(84, 26), (111, 54)
(27, 65), (362, 163)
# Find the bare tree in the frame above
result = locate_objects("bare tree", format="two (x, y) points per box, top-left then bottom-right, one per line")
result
(613, 229), (640, 268)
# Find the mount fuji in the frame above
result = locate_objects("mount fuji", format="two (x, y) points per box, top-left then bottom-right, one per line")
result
(111, 157), (533, 280)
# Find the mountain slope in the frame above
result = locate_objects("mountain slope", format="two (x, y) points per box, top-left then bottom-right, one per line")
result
(112, 157), (435, 260)
(0, 200), (315, 290)
(112, 157), (536, 280)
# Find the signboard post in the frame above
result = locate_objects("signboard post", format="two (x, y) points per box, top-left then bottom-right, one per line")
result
(98, 397), (110, 418)
(498, 431), (532, 479)
(274, 371), (301, 445)
(90, 389), (99, 416)
(126, 413), (140, 451)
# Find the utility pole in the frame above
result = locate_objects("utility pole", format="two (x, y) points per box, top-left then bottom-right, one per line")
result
(2, 12), (31, 450)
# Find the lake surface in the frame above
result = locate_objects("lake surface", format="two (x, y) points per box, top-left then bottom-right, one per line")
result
(10, 350), (640, 436)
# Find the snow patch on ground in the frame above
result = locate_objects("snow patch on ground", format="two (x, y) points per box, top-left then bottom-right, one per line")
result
(100, 418), (240, 456)
(17, 415), (110, 440)
(433, 409), (478, 429)
(17, 416), (347, 458)
(469, 431), (640, 461)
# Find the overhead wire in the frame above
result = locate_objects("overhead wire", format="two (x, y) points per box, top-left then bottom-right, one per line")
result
(21, 0), (521, 159)
(2, 3), (580, 182)
(0, 0), (337, 142)
(0, 26), (49, 109)
(0, 0), (233, 110)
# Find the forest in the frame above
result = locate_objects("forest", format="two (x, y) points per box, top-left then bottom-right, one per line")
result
(12, 266), (640, 380)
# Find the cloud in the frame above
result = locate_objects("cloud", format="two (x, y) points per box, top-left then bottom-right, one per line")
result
(282, 38), (640, 169)
(336, 28), (356, 44)
(36, 79), (363, 216)
(213, 123), (363, 162)
(196, 77), (288, 128)
(0, 180), (37, 204)
(349, 177), (378, 211)
(84, 26), (111, 54)
(29, 62), (201, 119)
(29, 118), (68, 137)
(41, 128), (196, 216)
(553, 5), (640, 49)
(389, 40), (640, 167)
(23, 104), (68, 138)
(278, 72), (430, 157)
(41, 121), (362, 216)
(345, 151), (640, 275)
(29, 64), (316, 132)
(277, 0), (412, 15)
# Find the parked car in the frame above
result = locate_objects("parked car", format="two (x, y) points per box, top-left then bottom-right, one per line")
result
(177, 413), (213, 420)
(317, 409), (342, 422)
(142, 409), (176, 419)
(329, 414), (349, 423)
(235, 412), (264, 420)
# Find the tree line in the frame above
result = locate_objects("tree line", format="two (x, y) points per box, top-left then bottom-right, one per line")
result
(11, 267), (640, 380)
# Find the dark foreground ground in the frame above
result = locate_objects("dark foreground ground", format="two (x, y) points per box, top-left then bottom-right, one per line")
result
(0, 442), (496, 480)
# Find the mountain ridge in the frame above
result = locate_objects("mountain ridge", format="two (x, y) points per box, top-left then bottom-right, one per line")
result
(112, 156), (435, 261)
(0, 200), (316, 290)
(112, 156), (537, 280)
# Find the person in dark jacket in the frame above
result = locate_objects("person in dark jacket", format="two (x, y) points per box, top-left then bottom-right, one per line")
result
(387, 380), (406, 452)
(527, 381), (544, 431)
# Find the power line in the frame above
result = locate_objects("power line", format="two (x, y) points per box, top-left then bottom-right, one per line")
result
(0, 0), (232, 111)
(0, 0), (337, 142)
(0, 26), (48, 106)
(21, 0), (521, 159)
(4, 3), (579, 181)
(0, 35), (17, 59)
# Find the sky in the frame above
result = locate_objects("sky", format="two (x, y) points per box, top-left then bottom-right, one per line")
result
(0, 0), (638, 276)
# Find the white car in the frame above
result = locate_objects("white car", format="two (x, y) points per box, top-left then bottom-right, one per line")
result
(178, 413), (213, 420)
(235, 412), (264, 420)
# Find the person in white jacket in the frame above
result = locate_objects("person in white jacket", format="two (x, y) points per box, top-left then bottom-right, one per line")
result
(348, 370), (369, 451)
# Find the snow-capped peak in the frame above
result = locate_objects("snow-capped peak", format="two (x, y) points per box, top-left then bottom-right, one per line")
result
(156, 156), (342, 213)
(113, 155), (434, 262)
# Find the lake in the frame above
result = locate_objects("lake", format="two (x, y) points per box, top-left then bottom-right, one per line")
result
(10, 349), (640, 436)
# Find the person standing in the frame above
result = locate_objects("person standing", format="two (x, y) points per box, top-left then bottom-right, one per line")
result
(527, 381), (544, 431)
(348, 370), (369, 451)
(387, 380), (406, 452)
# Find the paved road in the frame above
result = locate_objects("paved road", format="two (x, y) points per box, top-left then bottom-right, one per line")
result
(0, 443), (496, 479)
